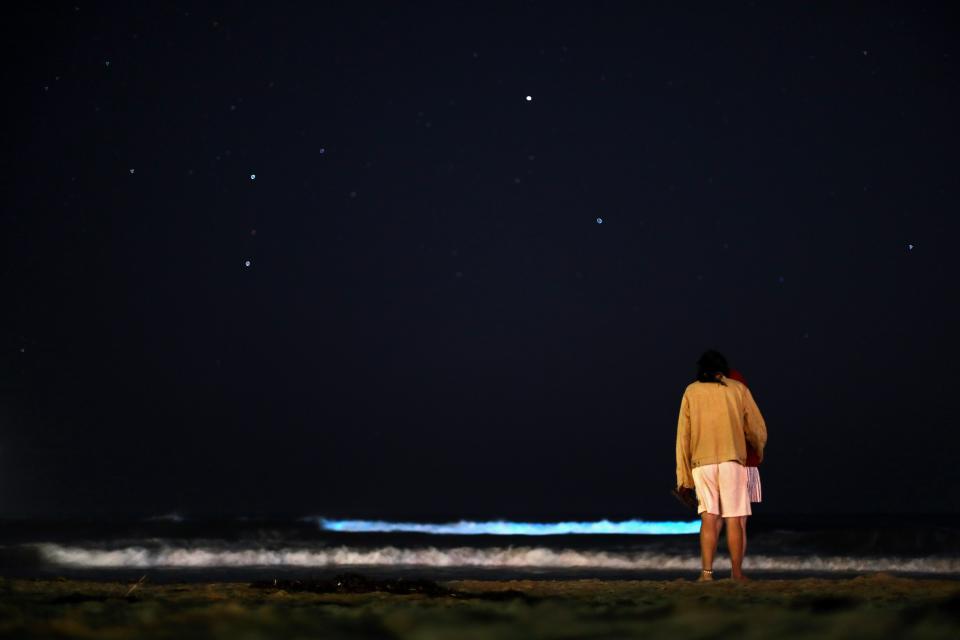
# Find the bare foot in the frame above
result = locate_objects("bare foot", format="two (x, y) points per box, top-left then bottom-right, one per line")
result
(697, 570), (714, 582)
(731, 574), (750, 582)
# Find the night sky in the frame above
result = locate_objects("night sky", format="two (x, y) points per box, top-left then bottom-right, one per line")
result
(3, 2), (958, 519)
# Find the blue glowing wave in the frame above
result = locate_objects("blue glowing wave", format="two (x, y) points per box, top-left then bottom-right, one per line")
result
(316, 518), (700, 535)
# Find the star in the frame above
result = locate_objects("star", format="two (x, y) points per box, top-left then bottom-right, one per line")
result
(596, 217), (603, 224)
(250, 174), (256, 180)
(244, 260), (252, 268)
(525, 95), (532, 101)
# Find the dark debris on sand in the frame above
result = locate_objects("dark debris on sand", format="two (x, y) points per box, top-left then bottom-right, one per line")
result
(249, 572), (537, 602)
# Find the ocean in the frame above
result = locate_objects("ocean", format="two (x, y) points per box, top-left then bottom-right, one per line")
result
(1, 514), (957, 582)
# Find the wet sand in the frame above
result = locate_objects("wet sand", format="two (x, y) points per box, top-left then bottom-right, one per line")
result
(1, 573), (958, 639)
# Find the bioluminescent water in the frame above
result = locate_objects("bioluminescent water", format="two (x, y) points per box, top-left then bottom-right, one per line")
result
(9, 515), (959, 576)
(313, 518), (701, 536)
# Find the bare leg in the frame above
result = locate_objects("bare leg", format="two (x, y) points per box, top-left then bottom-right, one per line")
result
(724, 516), (746, 580)
(699, 513), (720, 580)
(714, 517), (724, 561)
(740, 516), (748, 558)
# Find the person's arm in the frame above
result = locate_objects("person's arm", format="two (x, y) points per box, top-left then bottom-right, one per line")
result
(675, 393), (695, 489)
(742, 386), (767, 462)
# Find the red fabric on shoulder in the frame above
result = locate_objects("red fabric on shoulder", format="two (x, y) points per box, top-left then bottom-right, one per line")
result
(728, 368), (748, 386)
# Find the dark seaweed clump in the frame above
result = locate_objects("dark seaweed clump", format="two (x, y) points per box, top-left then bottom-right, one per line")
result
(249, 573), (535, 602)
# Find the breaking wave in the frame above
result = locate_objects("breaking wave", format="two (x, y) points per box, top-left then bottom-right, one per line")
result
(34, 544), (960, 574)
(143, 512), (185, 523)
(313, 518), (701, 535)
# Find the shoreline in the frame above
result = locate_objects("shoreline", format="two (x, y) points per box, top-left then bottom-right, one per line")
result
(2, 573), (959, 639)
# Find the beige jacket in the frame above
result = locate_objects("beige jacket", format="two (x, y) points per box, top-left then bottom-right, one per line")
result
(675, 376), (767, 489)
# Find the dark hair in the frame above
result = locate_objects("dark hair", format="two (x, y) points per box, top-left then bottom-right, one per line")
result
(697, 350), (730, 384)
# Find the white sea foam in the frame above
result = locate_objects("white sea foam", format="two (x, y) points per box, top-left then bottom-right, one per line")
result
(33, 543), (960, 574)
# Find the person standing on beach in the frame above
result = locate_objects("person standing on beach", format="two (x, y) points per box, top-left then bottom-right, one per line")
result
(675, 350), (767, 581)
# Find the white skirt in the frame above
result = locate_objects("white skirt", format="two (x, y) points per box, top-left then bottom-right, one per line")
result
(746, 466), (762, 503)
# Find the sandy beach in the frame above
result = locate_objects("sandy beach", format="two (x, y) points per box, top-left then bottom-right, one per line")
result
(1, 573), (958, 639)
